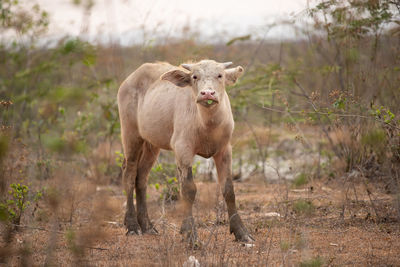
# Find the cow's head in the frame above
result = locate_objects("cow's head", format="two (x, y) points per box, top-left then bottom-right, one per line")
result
(161, 60), (244, 108)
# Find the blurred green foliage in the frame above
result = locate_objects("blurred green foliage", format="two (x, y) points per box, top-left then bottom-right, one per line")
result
(0, 0), (121, 186)
(292, 173), (308, 188)
(150, 162), (200, 203)
(299, 256), (324, 267)
(0, 134), (8, 161)
(293, 200), (314, 216)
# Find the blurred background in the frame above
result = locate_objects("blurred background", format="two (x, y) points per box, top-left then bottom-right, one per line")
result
(1, 0), (400, 265)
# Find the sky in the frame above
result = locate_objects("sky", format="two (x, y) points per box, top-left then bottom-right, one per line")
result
(34, 0), (312, 45)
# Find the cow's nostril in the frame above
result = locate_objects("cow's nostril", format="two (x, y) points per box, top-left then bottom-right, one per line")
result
(201, 91), (206, 95)
(211, 91), (215, 95)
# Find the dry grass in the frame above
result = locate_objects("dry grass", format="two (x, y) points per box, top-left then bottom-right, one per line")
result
(2, 175), (399, 266)
(2, 126), (398, 266)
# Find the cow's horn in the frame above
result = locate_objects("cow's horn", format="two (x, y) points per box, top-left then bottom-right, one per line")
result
(181, 64), (193, 71)
(222, 62), (233, 68)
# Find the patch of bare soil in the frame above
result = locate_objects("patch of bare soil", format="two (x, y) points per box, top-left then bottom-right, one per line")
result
(2, 178), (400, 266)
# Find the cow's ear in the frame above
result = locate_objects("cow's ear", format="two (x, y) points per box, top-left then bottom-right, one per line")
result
(225, 66), (244, 86)
(161, 69), (191, 87)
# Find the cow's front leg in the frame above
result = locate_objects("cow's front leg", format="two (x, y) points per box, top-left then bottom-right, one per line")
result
(174, 146), (199, 247)
(178, 166), (198, 244)
(214, 145), (254, 242)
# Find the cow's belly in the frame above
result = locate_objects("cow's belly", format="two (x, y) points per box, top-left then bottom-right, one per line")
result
(196, 149), (217, 159)
(138, 87), (177, 149)
(138, 118), (173, 150)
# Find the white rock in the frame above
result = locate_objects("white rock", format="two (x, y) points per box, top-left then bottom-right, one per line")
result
(291, 189), (308, 193)
(183, 256), (200, 267)
(264, 212), (281, 217)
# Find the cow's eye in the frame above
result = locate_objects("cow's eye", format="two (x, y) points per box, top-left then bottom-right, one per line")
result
(218, 74), (222, 78)
(193, 75), (197, 80)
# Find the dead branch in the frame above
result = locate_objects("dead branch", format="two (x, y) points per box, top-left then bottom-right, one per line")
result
(259, 105), (400, 131)
(11, 224), (64, 234)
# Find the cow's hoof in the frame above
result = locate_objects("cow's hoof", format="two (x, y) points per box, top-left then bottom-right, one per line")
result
(229, 213), (255, 243)
(124, 217), (142, 235)
(189, 239), (203, 250)
(180, 216), (201, 249)
(138, 218), (159, 235)
(143, 226), (159, 235)
(180, 216), (195, 233)
(125, 225), (142, 236)
(236, 232), (255, 243)
(126, 228), (142, 235)
(230, 223), (255, 242)
(181, 230), (202, 250)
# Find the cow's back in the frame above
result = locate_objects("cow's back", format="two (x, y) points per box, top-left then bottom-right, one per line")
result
(118, 62), (175, 142)
(118, 62), (174, 100)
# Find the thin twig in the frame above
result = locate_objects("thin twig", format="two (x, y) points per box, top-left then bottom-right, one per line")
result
(87, 246), (109, 251)
(264, 226), (274, 265)
(259, 105), (400, 130)
(12, 224), (64, 234)
(240, 112), (267, 179)
(201, 223), (218, 252)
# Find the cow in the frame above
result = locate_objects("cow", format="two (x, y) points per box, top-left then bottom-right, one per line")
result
(117, 60), (254, 245)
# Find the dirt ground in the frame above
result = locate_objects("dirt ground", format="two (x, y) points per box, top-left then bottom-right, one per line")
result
(2, 176), (400, 266)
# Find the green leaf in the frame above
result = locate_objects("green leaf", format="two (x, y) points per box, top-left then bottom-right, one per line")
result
(333, 97), (346, 110)
(83, 53), (96, 66)
(226, 35), (251, 46)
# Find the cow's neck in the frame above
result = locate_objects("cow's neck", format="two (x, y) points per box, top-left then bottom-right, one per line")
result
(197, 98), (227, 129)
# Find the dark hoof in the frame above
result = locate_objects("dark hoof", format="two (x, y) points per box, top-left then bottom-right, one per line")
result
(124, 215), (141, 235)
(180, 216), (200, 249)
(229, 213), (255, 243)
(143, 226), (159, 235)
(189, 239), (203, 250)
(138, 218), (159, 235)
(180, 216), (196, 234)
(236, 233), (255, 243)
(126, 229), (142, 236)
(182, 231), (202, 250)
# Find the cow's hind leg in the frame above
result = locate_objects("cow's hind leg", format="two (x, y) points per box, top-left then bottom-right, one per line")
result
(136, 142), (160, 234)
(123, 137), (144, 235)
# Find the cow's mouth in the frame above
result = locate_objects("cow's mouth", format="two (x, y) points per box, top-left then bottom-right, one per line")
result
(197, 97), (219, 107)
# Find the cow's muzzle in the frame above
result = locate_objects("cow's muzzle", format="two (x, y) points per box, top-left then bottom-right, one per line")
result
(196, 96), (219, 107)
(197, 90), (219, 107)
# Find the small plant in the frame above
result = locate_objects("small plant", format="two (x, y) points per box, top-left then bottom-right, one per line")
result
(36, 158), (52, 180)
(66, 228), (84, 259)
(150, 163), (179, 203)
(299, 256), (323, 267)
(0, 183), (28, 225)
(115, 150), (124, 168)
(0, 183), (43, 226)
(372, 106), (396, 124)
(280, 241), (290, 252)
(293, 199), (314, 215)
(292, 173), (308, 188)
(161, 177), (179, 203)
(150, 162), (200, 203)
